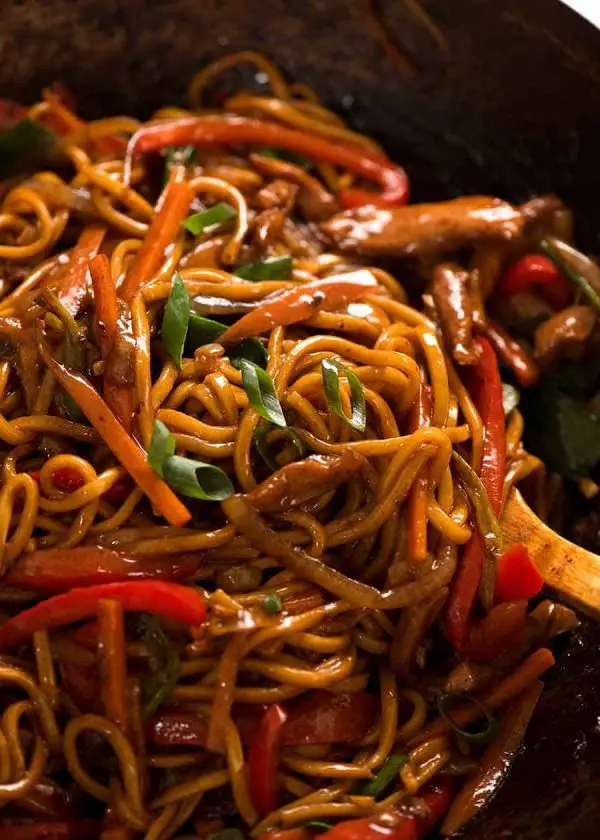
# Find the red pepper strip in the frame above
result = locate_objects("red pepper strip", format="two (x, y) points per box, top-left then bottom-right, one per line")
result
(58, 661), (97, 711)
(465, 600), (528, 664)
(126, 116), (409, 208)
(258, 831), (311, 840)
(148, 691), (378, 748)
(444, 337), (506, 652)
(120, 167), (194, 303)
(6, 545), (201, 592)
(441, 680), (543, 835)
(0, 580), (206, 650)
(41, 88), (125, 157)
(318, 779), (453, 840)
(219, 270), (378, 346)
(248, 704), (287, 817)
(0, 821), (101, 840)
(28, 469), (133, 505)
(53, 224), (107, 317)
(495, 543), (544, 603)
(497, 253), (571, 310)
(480, 318), (539, 387)
(36, 333), (191, 527)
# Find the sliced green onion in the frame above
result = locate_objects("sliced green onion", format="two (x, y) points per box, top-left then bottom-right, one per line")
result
(438, 692), (498, 744)
(62, 334), (86, 421)
(234, 254), (292, 281)
(185, 314), (267, 368)
(257, 147), (313, 170)
(253, 423), (307, 471)
(233, 358), (286, 427)
(147, 418), (175, 478)
(502, 383), (520, 416)
(182, 202), (237, 235)
(147, 419), (233, 500)
(356, 752), (409, 798)
(163, 455), (233, 501)
(321, 358), (366, 432)
(131, 613), (180, 719)
(540, 238), (600, 314)
(161, 273), (190, 369)
(262, 593), (282, 614)
(0, 119), (59, 177)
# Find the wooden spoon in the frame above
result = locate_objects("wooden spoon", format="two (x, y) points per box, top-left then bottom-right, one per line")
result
(502, 488), (600, 617)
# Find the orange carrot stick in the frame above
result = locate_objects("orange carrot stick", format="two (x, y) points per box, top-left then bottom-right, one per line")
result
(408, 647), (554, 745)
(42, 89), (126, 156)
(54, 224), (107, 317)
(89, 254), (119, 357)
(98, 598), (128, 732)
(36, 330), (191, 527)
(407, 383), (431, 563)
(441, 680), (543, 835)
(120, 168), (193, 303)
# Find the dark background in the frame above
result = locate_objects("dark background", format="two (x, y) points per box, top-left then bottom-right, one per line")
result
(1, 0), (600, 835)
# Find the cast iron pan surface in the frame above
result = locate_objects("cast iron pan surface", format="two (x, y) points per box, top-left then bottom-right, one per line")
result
(1, 1), (600, 836)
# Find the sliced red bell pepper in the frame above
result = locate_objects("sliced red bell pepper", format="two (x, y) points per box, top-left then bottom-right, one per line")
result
(0, 581), (206, 650)
(219, 270), (378, 346)
(148, 691), (378, 748)
(0, 821), (100, 840)
(465, 600), (528, 664)
(5, 546), (201, 592)
(497, 253), (571, 310)
(249, 704), (287, 817)
(126, 116), (409, 208)
(444, 337), (506, 653)
(495, 543), (544, 603)
(318, 779), (453, 840)
(28, 467), (133, 504)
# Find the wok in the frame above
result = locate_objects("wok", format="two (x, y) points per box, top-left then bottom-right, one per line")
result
(1, 0), (600, 836)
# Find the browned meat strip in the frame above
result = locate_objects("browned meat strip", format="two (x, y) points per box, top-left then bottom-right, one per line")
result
(534, 304), (597, 368)
(321, 196), (524, 257)
(251, 153), (339, 221)
(247, 451), (363, 513)
(431, 263), (477, 364)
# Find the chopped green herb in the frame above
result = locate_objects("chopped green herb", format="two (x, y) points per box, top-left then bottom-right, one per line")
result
(163, 454), (234, 501)
(258, 147), (313, 170)
(182, 202), (237, 235)
(161, 273), (191, 368)
(62, 334), (86, 422)
(438, 692), (497, 744)
(234, 254), (292, 281)
(502, 383), (520, 416)
(185, 314), (267, 368)
(356, 752), (409, 798)
(263, 593), (282, 614)
(321, 358), (366, 432)
(233, 358), (286, 427)
(0, 119), (59, 178)
(147, 418), (175, 478)
(131, 613), (180, 719)
(147, 419), (233, 501)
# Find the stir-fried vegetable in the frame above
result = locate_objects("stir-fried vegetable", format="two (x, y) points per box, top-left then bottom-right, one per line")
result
(234, 254), (292, 280)
(131, 613), (181, 718)
(183, 202), (237, 235)
(233, 358), (287, 427)
(161, 273), (191, 368)
(321, 358), (367, 432)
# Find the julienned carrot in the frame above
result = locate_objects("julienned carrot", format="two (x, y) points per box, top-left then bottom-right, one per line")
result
(407, 384), (431, 563)
(440, 680), (543, 836)
(54, 224), (107, 316)
(89, 254), (119, 357)
(119, 168), (193, 303)
(89, 253), (135, 429)
(42, 88), (126, 156)
(98, 599), (128, 732)
(408, 648), (554, 746)
(36, 330), (191, 527)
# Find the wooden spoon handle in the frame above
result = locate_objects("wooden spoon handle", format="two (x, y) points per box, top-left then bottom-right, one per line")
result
(502, 489), (600, 618)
